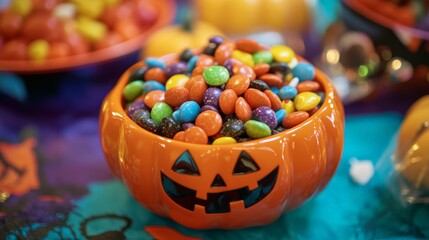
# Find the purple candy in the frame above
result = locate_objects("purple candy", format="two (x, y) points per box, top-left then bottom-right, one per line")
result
(223, 59), (235, 76)
(200, 105), (219, 113)
(127, 100), (148, 117)
(209, 36), (224, 45)
(165, 62), (187, 78)
(252, 106), (277, 130)
(203, 87), (222, 108)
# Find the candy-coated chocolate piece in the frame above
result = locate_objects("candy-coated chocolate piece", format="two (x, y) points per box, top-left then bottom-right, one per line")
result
(296, 81), (320, 93)
(293, 62), (315, 82)
(213, 137), (237, 145)
(236, 38), (260, 54)
(203, 87), (222, 108)
(144, 90), (165, 109)
(252, 106), (277, 130)
(164, 87), (189, 108)
(275, 109), (286, 125)
(225, 74), (250, 96)
(244, 88), (271, 109)
(220, 118), (244, 138)
(143, 80), (166, 94)
(219, 89), (237, 115)
(294, 92), (321, 111)
(270, 45), (295, 63)
(281, 99), (295, 114)
(123, 80), (144, 101)
(144, 67), (167, 84)
(189, 80), (208, 104)
(76, 17), (107, 42)
(195, 110), (223, 136)
(282, 111), (309, 128)
(160, 117), (181, 139)
(235, 97), (252, 122)
(252, 51), (273, 64)
(232, 50), (254, 67)
(203, 66), (230, 86)
(258, 73), (282, 87)
(279, 85), (298, 100)
(244, 120), (271, 139)
(264, 89), (282, 111)
(145, 57), (166, 70)
(165, 74), (189, 90)
(214, 41), (234, 65)
(179, 101), (201, 123)
(183, 126), (208, 144)
(253, 63), (270, 76)
(151, 102), (173, 125)
(28, 39), (49, 60)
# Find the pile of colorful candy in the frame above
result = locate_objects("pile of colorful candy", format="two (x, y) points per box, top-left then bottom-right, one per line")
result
(0, 0), (158, 61)
(123, 37), (324, 144)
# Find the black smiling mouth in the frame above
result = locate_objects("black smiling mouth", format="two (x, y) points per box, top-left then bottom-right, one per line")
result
(161, 167), (279, 214)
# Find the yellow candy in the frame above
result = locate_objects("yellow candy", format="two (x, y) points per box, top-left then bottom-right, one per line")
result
(10, 0), (32, 16)
(28, 40), (49, 61)
(213, 137), (237, 145)
(76, 17), (107, 42)
(165, 74), (189, 90)
(232, 50), (254, 67)
(73, 0), (104, 19)
(294, 92), (321, 111)
(281, 100), (295, 114)
(103, 0), (121, 6)
(270, 45), (295, 63)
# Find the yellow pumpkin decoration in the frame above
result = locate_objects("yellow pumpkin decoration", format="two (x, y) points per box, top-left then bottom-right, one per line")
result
(194, 0), (311, 35)
(142, 16), (224, 58)
(396, 95), (429, 190)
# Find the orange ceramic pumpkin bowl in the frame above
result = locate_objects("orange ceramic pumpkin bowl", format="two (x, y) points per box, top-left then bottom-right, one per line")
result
(99, 54), (345, 229)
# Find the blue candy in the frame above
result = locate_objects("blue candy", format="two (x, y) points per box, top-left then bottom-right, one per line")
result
(279, 85), (298, 100)
(187, 56), (199, 73)
(142, 81), (166, 94)
(145, 58), (166, 70)
(293, 62), (315, 82)
(172, 110), (181, 122)
(275, 109), (286, 125)
(269, 86), (280, 95)
(178, 101), (201, 123)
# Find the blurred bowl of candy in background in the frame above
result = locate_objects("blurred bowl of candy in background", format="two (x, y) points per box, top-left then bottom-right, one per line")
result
(315, 0), (429, 103)
(0, 0), (175, 113)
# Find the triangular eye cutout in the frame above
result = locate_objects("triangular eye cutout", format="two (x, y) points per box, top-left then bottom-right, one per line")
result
(233, 151), (260, 175)
(172, 150), (200, 176)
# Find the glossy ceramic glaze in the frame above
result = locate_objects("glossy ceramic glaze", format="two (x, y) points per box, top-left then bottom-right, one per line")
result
(99, 54), (345, 229)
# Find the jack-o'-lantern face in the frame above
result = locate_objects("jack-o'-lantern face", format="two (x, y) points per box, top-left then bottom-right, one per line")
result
(161, 149), (279, 214)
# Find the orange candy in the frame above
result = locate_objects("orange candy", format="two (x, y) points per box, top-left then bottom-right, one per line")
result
(115, 18), (141, 40)
(143, 90), (165, 109)
(173, 131), (185, 141)
(184, 75), (204, 90)
(236, 38), (260, 54)
(253, 63), (270, 76)
(244, 88), (271, 109)
(264, 90), (282, 111)
(183, 126), (208, 144)
(235, 97), (252, 122)
(195, 110), (223, 136)
(219, 89), (238, 115)
(21, 12), (64, 42)
(296, 81), (321, 93)
(0, 11), (23, 38)
(65, 33), (90, 55)
(144, 67), (167, 84)
(94, 32), (124, 50)
(48, 41), (71, 58)
(164, 87), (190, 108)
(225, 74), (250, 96)
(234, 65), (256, 80)
(282, 111), (310, 128)
(0, 39), (27, 60)
(191, 66), (207, 76)
(189, 80), (208, 104)
(259, 73), (283, 87)
(196, 54), (214, 67)
(214, 41), (234, 65)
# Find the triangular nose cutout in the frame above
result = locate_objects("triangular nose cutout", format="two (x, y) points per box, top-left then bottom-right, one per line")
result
(211, 174), (226, 187)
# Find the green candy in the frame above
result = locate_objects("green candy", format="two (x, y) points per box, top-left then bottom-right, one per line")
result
(244, 120), (271, 139)
(151, 102), (173, 125)
(202, 66), (230, 86)
(123, 80), (144, 101)
(252, 51), (273, 64)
